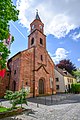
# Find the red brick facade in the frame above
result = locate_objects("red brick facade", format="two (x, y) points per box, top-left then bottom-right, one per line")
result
(7, 13), (56, 97)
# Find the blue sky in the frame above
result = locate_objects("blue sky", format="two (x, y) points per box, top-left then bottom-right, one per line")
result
(10, 0), (80, 68)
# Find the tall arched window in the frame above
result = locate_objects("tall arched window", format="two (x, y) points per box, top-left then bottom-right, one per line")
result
(40, 38), (43, 45)
(31, 38), (34, 45)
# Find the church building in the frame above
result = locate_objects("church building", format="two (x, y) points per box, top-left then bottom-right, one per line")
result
(8, 11), (56, 97)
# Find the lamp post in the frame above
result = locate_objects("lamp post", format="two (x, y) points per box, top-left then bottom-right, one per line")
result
(50, 77), (53, 104)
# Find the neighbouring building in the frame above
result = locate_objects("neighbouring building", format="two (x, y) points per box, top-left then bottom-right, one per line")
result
(55, 67), (76, 93)
(7, 11), (56, 97)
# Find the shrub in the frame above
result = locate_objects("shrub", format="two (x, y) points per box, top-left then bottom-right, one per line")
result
(71, 83), (80, 93)
(4, 88), (29, 109)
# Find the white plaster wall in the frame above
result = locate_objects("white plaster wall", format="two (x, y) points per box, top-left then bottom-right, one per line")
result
(54, 69), (65, 93)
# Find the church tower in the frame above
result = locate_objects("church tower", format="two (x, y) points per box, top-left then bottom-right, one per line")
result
(28, 11), (56, 97)
(28, 11), (46, 49)
(8, 11), (56, 98)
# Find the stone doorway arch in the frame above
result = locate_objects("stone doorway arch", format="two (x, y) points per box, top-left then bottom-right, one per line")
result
(39, 79), (44, 94)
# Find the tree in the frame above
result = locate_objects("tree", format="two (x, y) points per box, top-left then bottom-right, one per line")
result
(0, 0), (19, 69)
(56, 59), (76, 74)
(72, 70), (80, 82)
(0, 42), (10, 68)
(71, 83), (80, 93)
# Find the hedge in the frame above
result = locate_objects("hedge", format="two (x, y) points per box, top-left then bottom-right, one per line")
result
(71, 83), (80, 93)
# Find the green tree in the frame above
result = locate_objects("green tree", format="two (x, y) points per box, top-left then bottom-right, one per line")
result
(0, 0), (19, 69)
(72, 69), (80, 82)
(71, 83), (80, 93)
(56, 59), (76, 75)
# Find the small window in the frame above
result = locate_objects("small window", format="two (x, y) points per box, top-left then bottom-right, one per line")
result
(40, 38), (43, 45)
(67, 78), (69, 83)
(56, 85), (59, 90)
(31, 38), (34, 45)
(41, 55), (43, 61)
(14, 70), (16, 75)
(56, 78), (59, 82)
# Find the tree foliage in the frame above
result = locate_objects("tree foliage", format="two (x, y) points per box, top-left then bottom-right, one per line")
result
(0, 42), (10, 68)
(72, 70), (80, 82)
(0, 0), (19, 40)
(56, 59), (76, 74)
(71, 83), (80, 93)
(0, 0), (19, 69)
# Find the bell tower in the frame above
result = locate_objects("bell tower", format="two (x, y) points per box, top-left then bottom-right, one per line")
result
(28, 11), (46, 49)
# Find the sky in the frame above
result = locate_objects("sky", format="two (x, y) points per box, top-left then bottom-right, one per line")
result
(10, 0), (80, 68)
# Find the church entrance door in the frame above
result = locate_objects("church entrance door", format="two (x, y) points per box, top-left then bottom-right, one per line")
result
(39, 79), (44, 94)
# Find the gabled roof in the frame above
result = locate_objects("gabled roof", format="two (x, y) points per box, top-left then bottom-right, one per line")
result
(55, 67), (74, 78)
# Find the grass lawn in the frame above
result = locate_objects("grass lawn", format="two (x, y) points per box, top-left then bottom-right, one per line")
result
(0, 106), (11, 112)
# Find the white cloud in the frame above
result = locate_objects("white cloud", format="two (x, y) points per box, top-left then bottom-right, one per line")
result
(70, 32), (80, 41)
(49, 48), (69, 64)
(16, 0), (80, 38)
(78, 58), (80, 62)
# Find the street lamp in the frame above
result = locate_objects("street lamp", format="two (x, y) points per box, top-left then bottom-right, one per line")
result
(50, 77), (53, 104)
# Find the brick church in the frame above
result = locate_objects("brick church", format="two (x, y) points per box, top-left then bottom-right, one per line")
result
(8, 11), (56, 97)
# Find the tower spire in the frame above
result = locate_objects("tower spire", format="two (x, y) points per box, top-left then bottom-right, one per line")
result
(35, 9), (41, 21)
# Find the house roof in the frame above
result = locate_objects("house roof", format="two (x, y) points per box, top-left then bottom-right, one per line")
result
(55, 67), (75, 78)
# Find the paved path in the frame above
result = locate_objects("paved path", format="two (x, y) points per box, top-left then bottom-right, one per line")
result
(27, 94), (80, 105)
(1, 101), (80, 120)
(1, 94), (80, 120)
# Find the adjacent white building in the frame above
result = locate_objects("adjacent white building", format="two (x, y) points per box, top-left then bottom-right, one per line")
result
(54, 67), (76, 93)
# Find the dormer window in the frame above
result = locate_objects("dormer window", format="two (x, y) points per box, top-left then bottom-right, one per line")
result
(64, 71), (67, 75)
(40, 38), (43, 45)
(31, 38), (34, 45)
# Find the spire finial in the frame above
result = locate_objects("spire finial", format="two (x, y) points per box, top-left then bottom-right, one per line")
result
(35, 9), (41, 21)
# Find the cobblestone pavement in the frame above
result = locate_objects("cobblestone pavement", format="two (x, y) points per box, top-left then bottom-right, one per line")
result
(1, 101), (80, 120)
(1, 94), (80, 120)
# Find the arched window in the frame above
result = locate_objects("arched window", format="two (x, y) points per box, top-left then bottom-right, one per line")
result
(40, 38), (43, 45)
(31, 38), (34, 45)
